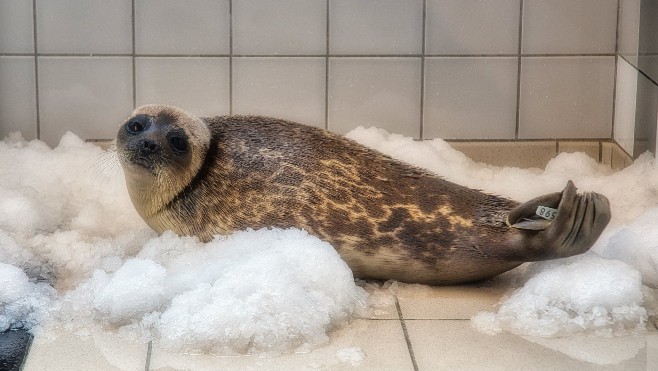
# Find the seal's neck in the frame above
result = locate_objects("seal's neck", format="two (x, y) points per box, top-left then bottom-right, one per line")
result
(124, 170), (181, 221)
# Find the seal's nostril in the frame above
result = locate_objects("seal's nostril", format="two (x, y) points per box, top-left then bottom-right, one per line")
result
(142, 139), (159, 153)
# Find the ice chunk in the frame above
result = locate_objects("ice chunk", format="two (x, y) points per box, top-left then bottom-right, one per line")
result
(0, 263), (55, 331)
(472, 255), (647, 337)
(93, 258), (167, 324)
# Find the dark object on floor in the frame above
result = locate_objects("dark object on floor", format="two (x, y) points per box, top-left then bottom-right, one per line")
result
(0, 329), (33, 371)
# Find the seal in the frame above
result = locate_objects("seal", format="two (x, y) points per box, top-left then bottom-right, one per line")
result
(116, 105), (611, 284)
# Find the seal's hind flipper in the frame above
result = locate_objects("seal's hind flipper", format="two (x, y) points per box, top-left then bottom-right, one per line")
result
(507, 187), (563, 230)
(508, 180), (611, 260)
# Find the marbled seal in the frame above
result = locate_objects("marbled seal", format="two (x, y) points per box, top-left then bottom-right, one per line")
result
(116, 105), (611, 284)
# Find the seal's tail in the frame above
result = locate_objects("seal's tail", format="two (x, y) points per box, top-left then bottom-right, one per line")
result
(507, 180), (611, 260)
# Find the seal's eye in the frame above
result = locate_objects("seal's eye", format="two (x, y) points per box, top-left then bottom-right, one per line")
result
(169, 135), (188, 154)
(125, 119), (147, 134)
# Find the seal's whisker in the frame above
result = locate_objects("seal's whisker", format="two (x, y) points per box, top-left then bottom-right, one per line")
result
(83, 150), (122, 184)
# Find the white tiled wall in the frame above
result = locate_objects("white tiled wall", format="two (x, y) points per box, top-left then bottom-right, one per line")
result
(135, 0), (231, 55)
(425, 0), (520, 55)
(0, 57), (37, 140)
(522, 0), (618, 54)
(424, 57), (517, 139)
(0, 0), (33, 54)
(37, 57), (133, 146)
(328, 58), (421, 136)
(519, 57), (615, 139)
(329, 0), (424, 55)
(0, 0), (655, 152)
(614, 58), (639, 154)
(233, 57), (326, 126)
(135, 57), (231, 116)
(233, 0), (326, 55)
(615, 0), (658, 156)
(36, 0), (133, 54)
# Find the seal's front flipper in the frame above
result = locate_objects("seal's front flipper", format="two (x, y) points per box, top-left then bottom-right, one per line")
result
(508, 180), (611, 260)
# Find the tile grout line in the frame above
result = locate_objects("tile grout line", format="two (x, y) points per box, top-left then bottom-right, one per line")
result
(229, 0), (234, 115)
(324, 0), (330, 130)
(619, 54), (658, 87)
(610, 0), (621, 141)
(131, 0), (136, 109)
(145, 341), (152, 371)
(0, 53), (618, 58)
(32, 0), (40, 140)
(599, 140), (603, 163)
(514, 0), (524, 140)
(419, 0), (427, 140)
(395, 297), (419, 371)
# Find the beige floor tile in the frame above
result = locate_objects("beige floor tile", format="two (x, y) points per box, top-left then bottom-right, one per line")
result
(557, 141), (601, 162)
(406, 320), (648, 370)
(23, 327), (148, 371)
(601, 142), (614, 168)
(521, 334), (649, 367)
(396, 281), (509, 320)
(357, 282), (402, 320)
(611, 144), (632, 170)
(448, 141), (558, 169)
(648, 333), (658, 367)
(149, 319), (414, 371)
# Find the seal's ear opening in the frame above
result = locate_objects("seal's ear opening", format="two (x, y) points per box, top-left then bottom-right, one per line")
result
(506, 181), (575, 231)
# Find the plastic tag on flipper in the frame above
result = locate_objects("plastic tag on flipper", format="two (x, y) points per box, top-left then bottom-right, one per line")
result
(536, 206), (558, 220)
(509, 205), (558, 230)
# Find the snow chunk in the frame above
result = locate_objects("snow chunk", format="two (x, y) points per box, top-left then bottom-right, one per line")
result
(472, 255), (647, 337)
(154, 228), (367, 354)
(0, 263), (55, 332)
(93, 259), (167, 324)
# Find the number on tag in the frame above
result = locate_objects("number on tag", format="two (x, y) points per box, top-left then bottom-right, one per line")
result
(536, 206), (558, 221)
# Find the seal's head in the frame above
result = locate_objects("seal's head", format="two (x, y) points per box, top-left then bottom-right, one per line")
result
(117, 105), (210, 220)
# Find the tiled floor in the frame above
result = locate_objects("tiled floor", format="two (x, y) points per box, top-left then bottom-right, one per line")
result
(14, 279), (657, 371)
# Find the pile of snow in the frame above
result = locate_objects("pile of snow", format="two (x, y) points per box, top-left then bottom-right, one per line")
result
(0, 132), (366, 354)
(1, 127), (658, 353)
(471, 255), (647, 337)
(62, 229), (367, 354)
(0, 262), (55, 332)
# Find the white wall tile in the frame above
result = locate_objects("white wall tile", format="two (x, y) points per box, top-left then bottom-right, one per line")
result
(233, 57), (325, 127)
(135, 0), (230, 55)
(619, 0), (641, 65)
(424, 57), (517, 139)
(233, 0), (326, 55)
(329, 0), (423, 55)
(614, 58), (639, 155)
(522, 0), (618, 54)
(36, 0), (132, 54)
(328, 58), (421, 137)
(519, 57), (615, 139)
(0, 57), (37, 140)
(634, 70), (658, 155)
(0, 0), (33, 53)
(136, 57), (230, 117)
(38, 57), (133, 146)
(426, 0), (519, 55)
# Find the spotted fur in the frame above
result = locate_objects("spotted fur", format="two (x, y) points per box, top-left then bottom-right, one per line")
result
(117, 105), (611, 284)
